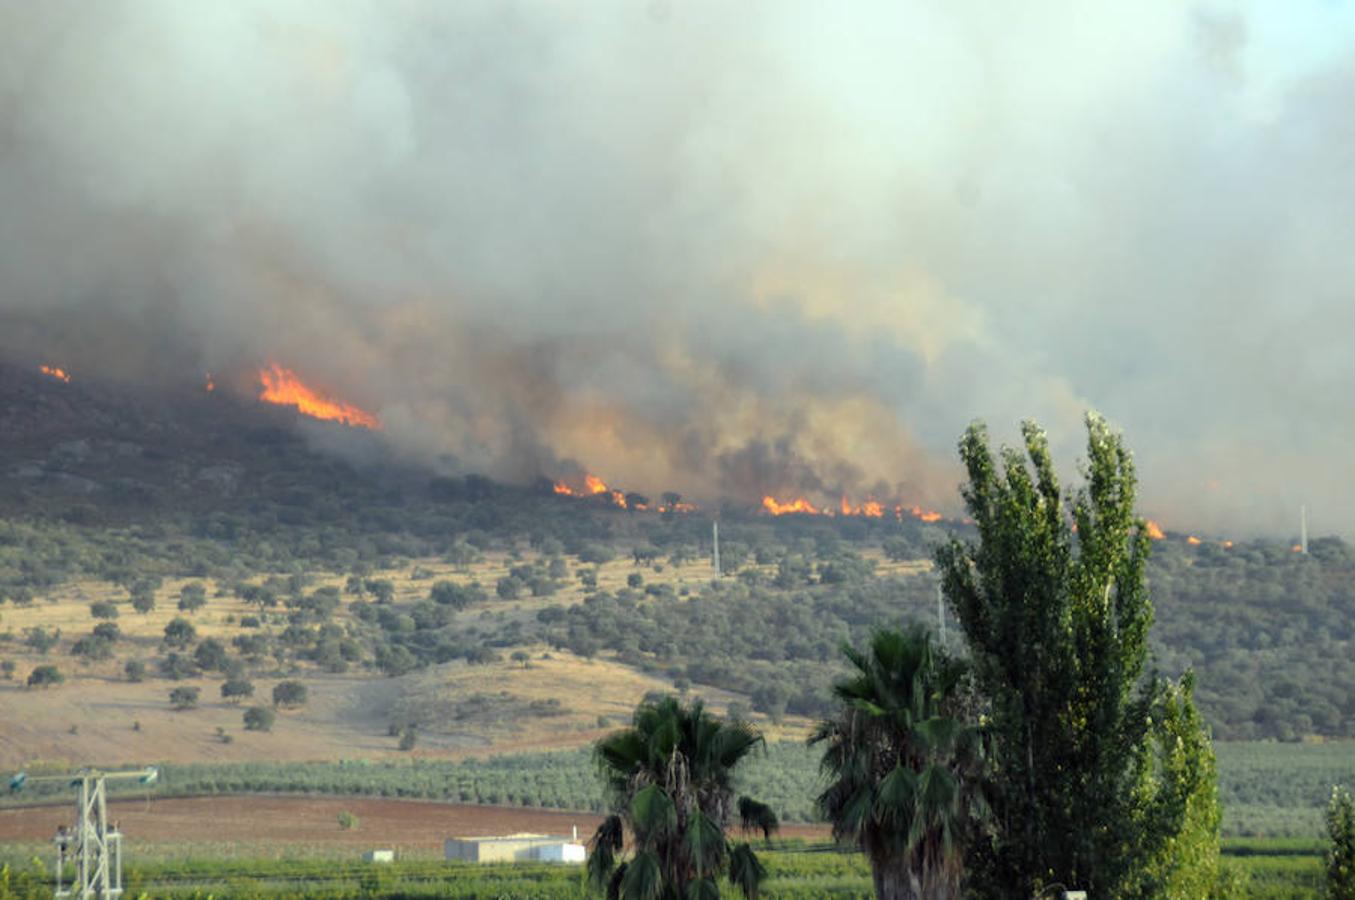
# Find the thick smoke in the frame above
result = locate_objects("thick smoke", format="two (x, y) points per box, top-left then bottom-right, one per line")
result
(2, 2), (1353, 535)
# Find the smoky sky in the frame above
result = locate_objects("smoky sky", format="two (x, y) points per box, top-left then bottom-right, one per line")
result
(2, 1), (1354, 537)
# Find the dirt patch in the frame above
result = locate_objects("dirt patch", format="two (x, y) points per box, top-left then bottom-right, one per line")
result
(0, 795), (828, 850)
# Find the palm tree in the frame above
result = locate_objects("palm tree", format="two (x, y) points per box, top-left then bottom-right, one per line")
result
(811, 625), (988, 900)
(588, 695), (779, 899)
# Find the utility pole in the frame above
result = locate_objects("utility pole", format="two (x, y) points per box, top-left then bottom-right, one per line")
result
(712, 520), (721, 578)
(936, 580), (947, 646)
(8, 766), (157, 898)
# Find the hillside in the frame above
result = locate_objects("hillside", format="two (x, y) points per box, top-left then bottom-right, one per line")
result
(1, 362), (1354, 774)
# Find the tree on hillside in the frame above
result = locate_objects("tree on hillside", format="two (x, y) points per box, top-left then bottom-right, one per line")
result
(1328, 785), (1355, 900)
(273, 680), (308, 708)
(169, 686), (200, 710)
(935, 415), (1220, 898)
(178, 581), (207, 614)
(27, 664), (64, 688)
(163, 617), (197, 650)
(243, 705), (276, 732)
(588, 695), (777, 899)
(221, 677), (255, 704)
(812, 625), (989, 900)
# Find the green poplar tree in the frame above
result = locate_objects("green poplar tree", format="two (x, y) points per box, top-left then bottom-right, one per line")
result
(935, 414), (1221, 898)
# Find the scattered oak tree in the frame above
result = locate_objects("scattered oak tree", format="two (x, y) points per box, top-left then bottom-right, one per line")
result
(169, 686), (200, 710)
(243, 705), (276, 732)
(273, 679), (308, 708)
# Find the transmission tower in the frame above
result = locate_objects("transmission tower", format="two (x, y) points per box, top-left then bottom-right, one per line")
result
(8, 766), (157, 898)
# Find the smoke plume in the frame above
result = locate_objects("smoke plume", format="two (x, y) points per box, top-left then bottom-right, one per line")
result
(2, 2), (1353, 535)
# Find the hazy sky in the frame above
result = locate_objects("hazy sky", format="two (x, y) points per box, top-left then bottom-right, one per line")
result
(2, 1), (1353, 537)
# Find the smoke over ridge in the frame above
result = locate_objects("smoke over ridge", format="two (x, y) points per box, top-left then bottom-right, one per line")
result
(2, 2), (1354, 535)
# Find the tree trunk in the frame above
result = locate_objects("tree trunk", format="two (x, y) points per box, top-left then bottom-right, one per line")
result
(871, 859), (921, 900)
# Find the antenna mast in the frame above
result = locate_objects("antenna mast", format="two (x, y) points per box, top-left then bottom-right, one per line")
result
(936, 580), (947, 646)
(712, 520), (721, 578)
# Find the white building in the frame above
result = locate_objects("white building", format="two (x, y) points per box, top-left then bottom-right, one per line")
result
(443, 832), (586, 865)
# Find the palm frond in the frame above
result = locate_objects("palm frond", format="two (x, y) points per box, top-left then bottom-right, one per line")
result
(737, 796), (779, 844)
(728, 841), (767, 900)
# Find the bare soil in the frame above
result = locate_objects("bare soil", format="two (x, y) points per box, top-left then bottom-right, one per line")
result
(0, 795), (829, 851)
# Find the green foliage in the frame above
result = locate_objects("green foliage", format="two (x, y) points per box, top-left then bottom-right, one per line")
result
(221, 677), (254, 703)
(273, 679), (308, 708)
(935, 415), (1220, 898)
(123, 658), (145, 682)
(243, 705), (276, 732)
(590, 696), (776, 899)
(25, 664), (62, 688)
(337, 810), (359, 831)
(812, 625), (987, 898)
(178, 581), (208, 613)
(23, 626), (59, 654)
(162, 616), (197, 649)
(170, 686), (200, 710)
(89, 600), (119, 620)
(1328, 785), (1355, 899)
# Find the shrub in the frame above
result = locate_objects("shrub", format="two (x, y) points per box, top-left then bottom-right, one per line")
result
(92, 622), (120, 642)
(89, 601), (119, 620)
(27, 664), (64, 688)
(221, 678), (255, 703)
(170, 686), (200, 710)
(244, 705), (276, 732)
(124, 659), (146, 682)
(178, 582), (208, 613)
(71, 634), (114, 661)
(338, 810), (360, 830)
(399, 726), (417, 751)
(193, 638), (229, 672)
(162, 617), (197, 649)
(273, 679), (308, 708)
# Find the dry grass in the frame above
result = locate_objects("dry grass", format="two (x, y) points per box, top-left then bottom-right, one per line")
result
(0, 546), (889, 766)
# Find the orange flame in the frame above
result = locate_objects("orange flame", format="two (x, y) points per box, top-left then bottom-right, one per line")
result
(907, 505), (943, 523)
(257, 364), (380, 430)
(39, 365), (71, 383)
(1222, 540), (1234, 549)
(1144, 520), (1166, 540)
(762, 496), (820, 516)
(205, 373), (216, 393)
(552, 475), (634, 509)
(838, 496), (887, 518)
(1186, 535), (1201, 546)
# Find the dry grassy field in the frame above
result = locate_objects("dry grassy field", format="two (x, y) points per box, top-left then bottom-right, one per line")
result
(0, 549), (917, 767)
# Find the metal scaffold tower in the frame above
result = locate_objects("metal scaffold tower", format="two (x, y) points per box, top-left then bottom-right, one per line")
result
(8, 766), (157, 899)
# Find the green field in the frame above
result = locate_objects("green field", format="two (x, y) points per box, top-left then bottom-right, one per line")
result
(0, 842), (1329, 898)
(6, 739), (1351, 837)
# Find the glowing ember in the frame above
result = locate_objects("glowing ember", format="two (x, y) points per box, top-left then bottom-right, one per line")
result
(257, 364), (380, 430)
(205, 373), (216, 393)
(1222, 540), (1234, 549)
(39, 364), (71, 383)
(1186, 535), (1202, 546)
(762, 496), (820, 516)
(1144, 520), (1166, 540)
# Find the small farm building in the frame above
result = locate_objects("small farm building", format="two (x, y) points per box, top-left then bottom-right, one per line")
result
(443, 833), (586, 864)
